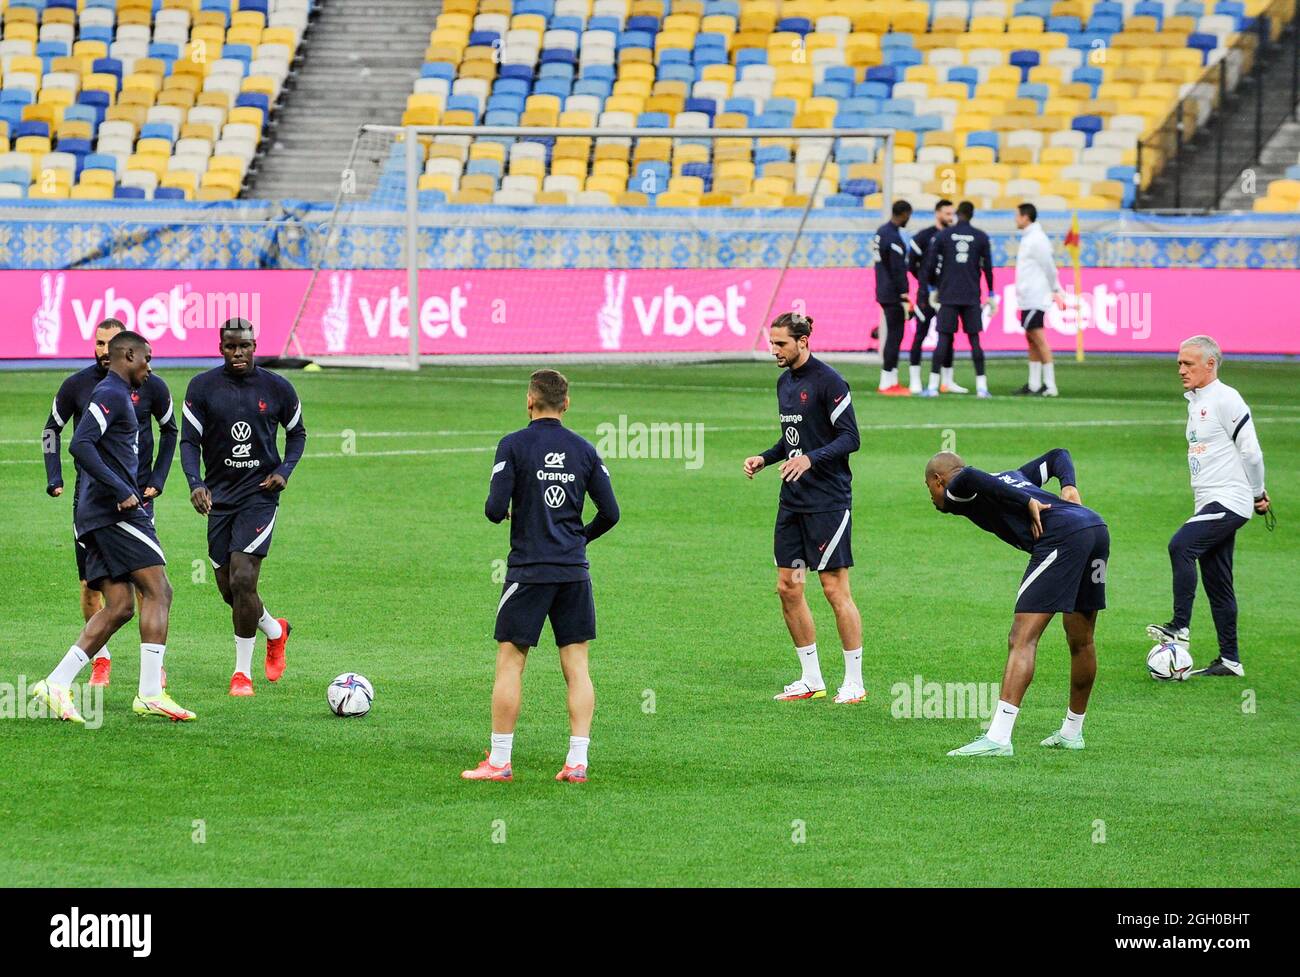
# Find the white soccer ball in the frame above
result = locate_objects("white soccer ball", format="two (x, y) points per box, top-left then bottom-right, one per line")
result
(327, 673), (374, 716)
(1146, 643), (1193, 682)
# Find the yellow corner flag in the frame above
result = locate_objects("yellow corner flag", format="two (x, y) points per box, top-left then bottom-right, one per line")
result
(1063, 211), (1084, 362)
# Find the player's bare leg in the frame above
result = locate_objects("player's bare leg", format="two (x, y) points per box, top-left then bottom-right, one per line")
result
(949, 611), (1054, 756)
(127, 564), (193, 721)
(463, 642), (527, 780)
(218, 554), (289, 694)
(79, 580), (112, 685)
(774, 566), (824, 700)
(33, 577), (134, 723)
(557, 642), (593, 782)
(819, 568), (866, 703)
(1042, 610), (1096, 750)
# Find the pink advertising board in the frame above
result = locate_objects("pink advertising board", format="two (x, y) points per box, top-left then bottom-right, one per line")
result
(5, 267), (1298, 358)
(5, 270), (301, 359)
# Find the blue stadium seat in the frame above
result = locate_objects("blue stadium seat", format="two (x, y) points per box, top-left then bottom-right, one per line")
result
(113, 185), (145, 200)
(83, 152), (117, 174)
(776, 17), (812, 35)
(1134, 2), (1165, 26)
(1071, 114), (1103, 145)
(1009, 49), (1040, 79)
(155, 187), (188, 201)
(421, 63), (457, 82)
(1187, 33), (1219, 62)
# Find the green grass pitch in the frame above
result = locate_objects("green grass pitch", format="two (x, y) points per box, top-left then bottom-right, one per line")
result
(1, 357), (1296, 887)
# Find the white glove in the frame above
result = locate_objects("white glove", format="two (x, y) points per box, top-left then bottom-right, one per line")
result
(928, 289), (940, 309)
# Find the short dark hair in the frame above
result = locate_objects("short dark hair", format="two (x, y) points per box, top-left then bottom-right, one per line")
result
(935, 198), (953, 211)
(529, 369), (569, 411)
(891, 199), (912, 218)
(96, 317), (125, 333)
(1018, 202), (1038, 222)
(220, 317), (255, 338)
(770, 311), (813, 340)
(957, 200), (975, 220)
(107, 330), (149, 356)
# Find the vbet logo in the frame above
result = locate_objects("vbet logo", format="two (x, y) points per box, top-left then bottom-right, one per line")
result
(319, 272), (470, 352)
(993, 280), (1152, 339)
(32, 272), (263, 350)
(596, 273), (750, 349)
(49, 906), (151, 957)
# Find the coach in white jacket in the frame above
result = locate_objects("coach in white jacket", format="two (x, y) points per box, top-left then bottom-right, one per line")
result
(1012, 204), (1065, 396)
(1147, 336), (1270, 676)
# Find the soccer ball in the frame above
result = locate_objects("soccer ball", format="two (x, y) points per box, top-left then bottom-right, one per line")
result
(1146, 643), (1192, 681)
(327, 673), (374, 716)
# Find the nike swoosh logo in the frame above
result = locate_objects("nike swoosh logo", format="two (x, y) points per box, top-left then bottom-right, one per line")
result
(833, 395), (844, 403)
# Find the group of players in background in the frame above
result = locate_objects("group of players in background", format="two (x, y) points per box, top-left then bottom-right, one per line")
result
(33, 318), (305, 724)
(873, 198), (1064, 399)
(30, 306), (1269, 779)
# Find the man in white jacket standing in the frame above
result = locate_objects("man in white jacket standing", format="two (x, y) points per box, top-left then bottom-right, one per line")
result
(1012, 204), (1065, 397)
(1147, 336), (1271, 677)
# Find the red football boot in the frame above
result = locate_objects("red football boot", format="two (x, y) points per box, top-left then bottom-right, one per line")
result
(265, 619), (291, 683)
(229, 671), (254, 697)
(89, 657), (111, 687)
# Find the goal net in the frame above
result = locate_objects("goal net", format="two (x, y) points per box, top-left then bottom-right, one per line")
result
(284, 123), (894, 368)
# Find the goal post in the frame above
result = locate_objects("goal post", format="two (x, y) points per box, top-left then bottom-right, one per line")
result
(284, 123), (895, 368)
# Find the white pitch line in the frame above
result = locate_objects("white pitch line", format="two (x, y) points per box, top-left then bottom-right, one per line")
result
(0, 416), (1288, 464)
(304, 372), (1300, 412)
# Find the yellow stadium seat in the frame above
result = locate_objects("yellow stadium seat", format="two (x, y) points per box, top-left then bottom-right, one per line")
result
(162, 171), (198, 197)
(79, 169), (115, 189)
(1253, 196), (1299, 213)
(1267, 179), (1300, 204)
(71, 183), (113, 200)
(201, 169), (241, 195)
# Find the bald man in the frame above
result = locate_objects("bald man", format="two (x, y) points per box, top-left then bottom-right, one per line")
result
(924, 448), (1108, 756)
(1147, 335), (1269, 677)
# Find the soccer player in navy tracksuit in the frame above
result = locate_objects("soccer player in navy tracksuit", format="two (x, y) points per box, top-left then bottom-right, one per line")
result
(464, 370), (620, 783)
(744, 312), (866, 705)
(919, 200), (995, 398)
(924, 447), (1108, 756)
(30, 331), (196, 724)
(905, 198), (962, 394)
(42, 317), (177, 687)
(181, 319), (306, 697)
(872, 199), (912, 395)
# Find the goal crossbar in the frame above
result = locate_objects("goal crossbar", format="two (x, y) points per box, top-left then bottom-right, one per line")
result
(286, 123), (896, 368)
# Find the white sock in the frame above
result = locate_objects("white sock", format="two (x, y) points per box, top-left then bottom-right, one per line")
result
(796, 642), (823, 687)
(235, 634), (255, 677)
(941, 365), (954, 386)
(1043, 362), (1056, 391)
(566, 735), (590, 768)
(927, 371), (941, 391)
(1028, 360), (1043, 390)
(987, 699), (1019, 745)
(976, 374), (989, 394)
(139, 642), (165, 698)
(93, 646), (110, 661)
(878, 368), (890, 390)
(50, 645), (90, 687)
(842, 647), (863, 688)
(257, 608), (283, 640)
(489, 731), (514, 767)
(908, 364), (921, 389)
(1062, 708), (1085, 739)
